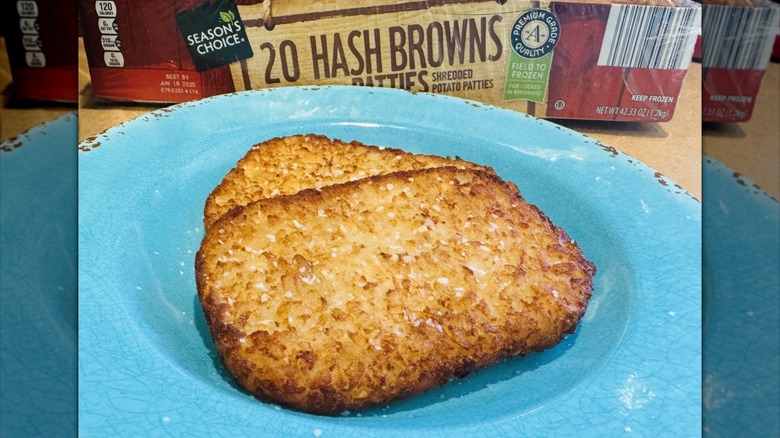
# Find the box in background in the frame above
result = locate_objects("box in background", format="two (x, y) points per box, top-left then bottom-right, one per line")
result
(1, 0), (78, 103)
(79, 0), (701, 122)
(701, 0), (780, 123)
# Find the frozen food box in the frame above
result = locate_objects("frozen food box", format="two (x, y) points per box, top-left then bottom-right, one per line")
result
(701, 0), (780, 123)
(2, 0), (78, 102)
(80, 0), (701, 122)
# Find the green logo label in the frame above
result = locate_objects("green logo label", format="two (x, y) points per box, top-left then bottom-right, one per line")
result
(219, 10), (236, 23)
(176, 0), (253, 72)
(503, 9), (560, 102)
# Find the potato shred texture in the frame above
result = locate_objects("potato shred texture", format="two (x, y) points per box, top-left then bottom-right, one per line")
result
(196, 139), (595, 415)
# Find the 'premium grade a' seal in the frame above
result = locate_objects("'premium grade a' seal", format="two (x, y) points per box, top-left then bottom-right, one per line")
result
(510, 9), (560, 59)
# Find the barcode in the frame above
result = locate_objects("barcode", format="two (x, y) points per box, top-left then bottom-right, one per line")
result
(598, 5), (701, 70)
(702, 4), (780, 70)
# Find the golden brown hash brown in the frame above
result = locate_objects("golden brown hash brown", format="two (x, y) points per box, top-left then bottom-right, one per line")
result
(203, 134), (491, 230)
(196, 166), (595, 415)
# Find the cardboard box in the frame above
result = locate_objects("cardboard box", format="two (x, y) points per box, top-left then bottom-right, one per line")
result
(1, 0), (78, 102)
(701, 0), (780, 123)
(80, 0), (701, 122)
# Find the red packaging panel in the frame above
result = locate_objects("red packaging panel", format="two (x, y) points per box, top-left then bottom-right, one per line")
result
(701, 3), (779, 122)
(1, 0), (78, 102)
(702, 68), (767, 122)
(89, 68), (204, 102)
(80, 0), (236, 102)
(546, 2), (692, 122)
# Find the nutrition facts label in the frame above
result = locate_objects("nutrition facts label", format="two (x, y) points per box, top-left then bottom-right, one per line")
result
(96, 0), (124, 67)
(17, 0), (45, 67)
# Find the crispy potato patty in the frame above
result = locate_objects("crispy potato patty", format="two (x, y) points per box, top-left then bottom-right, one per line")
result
(196, 164), (595, 415)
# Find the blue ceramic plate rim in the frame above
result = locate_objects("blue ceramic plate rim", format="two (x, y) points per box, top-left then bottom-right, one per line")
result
(702, 155), (780, 436)
(1, 112), (78, 437)
(78, 86), (701, 437)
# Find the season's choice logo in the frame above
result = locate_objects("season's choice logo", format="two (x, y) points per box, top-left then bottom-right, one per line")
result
(503, 9), (560, 102)
(176, 0), (253, 72)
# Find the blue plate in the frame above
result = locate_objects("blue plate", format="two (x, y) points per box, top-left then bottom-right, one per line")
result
(0, 113), (78, 436)
(702, 156), (780, 437)
(78, 87), (701, 437)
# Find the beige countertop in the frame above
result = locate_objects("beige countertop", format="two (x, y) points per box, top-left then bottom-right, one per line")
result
(703, 63), (780, 201)
(555, 63), (702, 200)
(78, 38), (703, 200)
